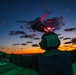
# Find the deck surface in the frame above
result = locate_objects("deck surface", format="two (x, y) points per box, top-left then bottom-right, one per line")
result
(0, 62), (76, 75)
(0, 62), (37, 75)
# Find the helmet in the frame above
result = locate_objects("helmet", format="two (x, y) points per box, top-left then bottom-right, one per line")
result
(39, 32), (60, 50)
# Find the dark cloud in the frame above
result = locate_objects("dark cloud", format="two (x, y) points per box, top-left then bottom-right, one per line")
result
(9, 30), (35, 39)
(63, 37), (71, 40)
(12, 43), (20, 46)
(71, 38), (76, 44)
(20, 34), (34, 39)
(34, 37), (40, 40)
(26, 41), (33, 43)
(63, 45), (73, 48)
(32, 44), (39, 47)
(21, 43), (27, 45)
(15, 31), (26, 35)
(9, 31), (26, 35)
(59, 37), (64, 39)
(64, 37), (76, 44)
(32, 34), (38, 36)
(53, 28), (61, 31)
(64, 41), (72, 44)
(64, 27), (76, 32)
(1, 48), (4, 49)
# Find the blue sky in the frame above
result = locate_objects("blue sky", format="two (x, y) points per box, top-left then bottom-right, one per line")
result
(0, 0), (76, 54)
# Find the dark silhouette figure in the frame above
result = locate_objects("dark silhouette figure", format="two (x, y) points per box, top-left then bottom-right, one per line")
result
(9, 32), (73, 75)
(38, 32), (73, 75)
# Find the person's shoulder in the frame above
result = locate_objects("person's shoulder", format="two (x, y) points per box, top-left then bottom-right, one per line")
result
(42, 49), (69, 57)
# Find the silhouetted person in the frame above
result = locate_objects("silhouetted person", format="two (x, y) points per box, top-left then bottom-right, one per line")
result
(9, 32), (73, 75)
(38, 32), (73, 75)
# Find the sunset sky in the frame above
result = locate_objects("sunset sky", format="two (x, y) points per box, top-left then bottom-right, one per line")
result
(0, 0), (76, 54)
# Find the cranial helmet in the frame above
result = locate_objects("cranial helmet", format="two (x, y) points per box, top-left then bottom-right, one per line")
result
(39, 32), (60, 50)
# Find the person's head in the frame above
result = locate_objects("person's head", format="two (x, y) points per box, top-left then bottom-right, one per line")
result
(39, 32), (60, 51)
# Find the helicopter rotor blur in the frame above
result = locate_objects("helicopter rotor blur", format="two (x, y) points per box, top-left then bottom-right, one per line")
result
(16, 11), (64, 33)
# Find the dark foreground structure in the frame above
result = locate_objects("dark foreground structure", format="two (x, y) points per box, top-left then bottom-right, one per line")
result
(0, 52), (76, 75)
(0, 32), (75, 75)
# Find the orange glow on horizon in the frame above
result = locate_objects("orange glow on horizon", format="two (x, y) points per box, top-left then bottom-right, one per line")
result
(1, 48), (45, 54)
(0, 44), (76, 54)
